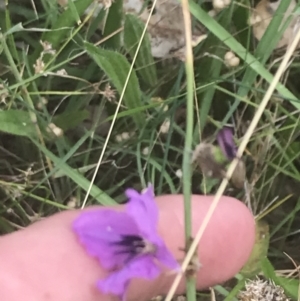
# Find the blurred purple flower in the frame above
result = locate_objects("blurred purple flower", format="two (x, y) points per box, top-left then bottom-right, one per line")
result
(217, 126), (237, 160)
(73, 185), (179, 301)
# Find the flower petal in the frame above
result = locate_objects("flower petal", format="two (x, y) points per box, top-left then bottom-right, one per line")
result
(155, 238), (180, 271)
(217, 126), (237, 160)
(97, 255), (160, 299)
(125, 186), (158, 238)
(73, 209), (140, 269)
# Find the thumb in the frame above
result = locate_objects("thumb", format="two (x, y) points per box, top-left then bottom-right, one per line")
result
(0, 195), (255, 301)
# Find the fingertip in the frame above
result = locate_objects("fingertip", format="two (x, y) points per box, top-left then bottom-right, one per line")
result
(155, 195), (255, 291)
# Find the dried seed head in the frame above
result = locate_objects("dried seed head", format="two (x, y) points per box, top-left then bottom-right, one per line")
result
(47, 123), (63, 137)
(231, 159), (246, 189)
(56, 69), (68, 76)
(160, 118), (171, 134)
(121, 132), (131, 141)
(67, 197), (79, 209)
(102, 84), (115, 102)
(224, 51), (240, 68)
(175, 169), (183, 179)
(213, 0), (231, 12)
(238, 278), (289, 301)
(208, 9), (217, 17)
(142, 147), (150, 156)
(40, 40), (56, 55)
(33, 57), (45, 74)
(115, 134), (122, 143)
(192, 143), (226, 179)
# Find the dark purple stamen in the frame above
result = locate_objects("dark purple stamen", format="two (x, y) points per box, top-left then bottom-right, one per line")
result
(113, 235), (146, 257)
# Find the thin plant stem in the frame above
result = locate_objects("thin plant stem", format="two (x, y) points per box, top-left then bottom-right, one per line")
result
(164, 19), (300, 301)
(181, 0), (196, 299)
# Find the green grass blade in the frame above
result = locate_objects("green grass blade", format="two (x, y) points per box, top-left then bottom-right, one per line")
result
(32, 139), (116, 206)
(189, 3), (299, 109)
(84, 42), (145, 127)
(42, 0), (94, 48)
(67, 0), (82, 25)
(102, 0), (123, 49)
(124, 14), (157, 86)
(0, 109), (36, 138)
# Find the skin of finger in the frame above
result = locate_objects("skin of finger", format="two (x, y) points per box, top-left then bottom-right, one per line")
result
(0, 195), (255, 301)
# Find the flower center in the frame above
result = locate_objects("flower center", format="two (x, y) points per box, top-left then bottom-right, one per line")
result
(113, 234), (156, 257)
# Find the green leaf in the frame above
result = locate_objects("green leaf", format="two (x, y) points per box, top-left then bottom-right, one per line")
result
(53, 109), (90, 131)
(32, 139), (116, 206)
(240, 220), (270, 277)
(261, 258), (299, 300)
(276, 277), (299, 300)
(42, 0), (94, 48)
(84, 42), (144, 127)
(67, 0), (82, 25)
(102, 0), (123, 49)
(124, 14), (157, 86)
(4, 22), (53, 35)
(189, 2), (300, 111)
(0, 109), (36, 137)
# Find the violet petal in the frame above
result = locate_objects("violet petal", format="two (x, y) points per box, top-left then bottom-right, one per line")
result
(73, 209), (140, 270)
(97, 255), (160, 299)
(217, 126), (237, 160)
(125, 185), (158, 239)
(154, 238), (180, 270)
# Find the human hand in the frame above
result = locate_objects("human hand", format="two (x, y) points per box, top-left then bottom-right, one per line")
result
(0, 194), (255, 301)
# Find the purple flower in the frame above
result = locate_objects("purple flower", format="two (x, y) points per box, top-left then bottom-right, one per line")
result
(73, 185), (179, 300)
(217, 126), (237, 160)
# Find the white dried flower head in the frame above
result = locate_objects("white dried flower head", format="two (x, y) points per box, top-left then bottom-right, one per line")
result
(121, 132), (130, 141)
(37, 97), (48, 110)
(6, 208), (14, 214)
(213, 0), (231, 12)
(115, 134), (122, 142)
(142, 147), (149, 156)
(229, 56), (240, 67)
(102, 84), (115, 101)
(208, 9), (217, 17)
(47, 123), (63, 137)
(160, 118), (171, 134)
(0, 83), (9, 104)
(33, 57), (45, 74)
(224, 51), (240, 68)
(56, 69), (68, 76)
(102, 0), (114, 10)
(238, 278), (289, 301)
(40, 40), (56, 55)
(224, 51), (235, 61)
(175, 169), (183, 178)
(67, 197), (79, 209)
